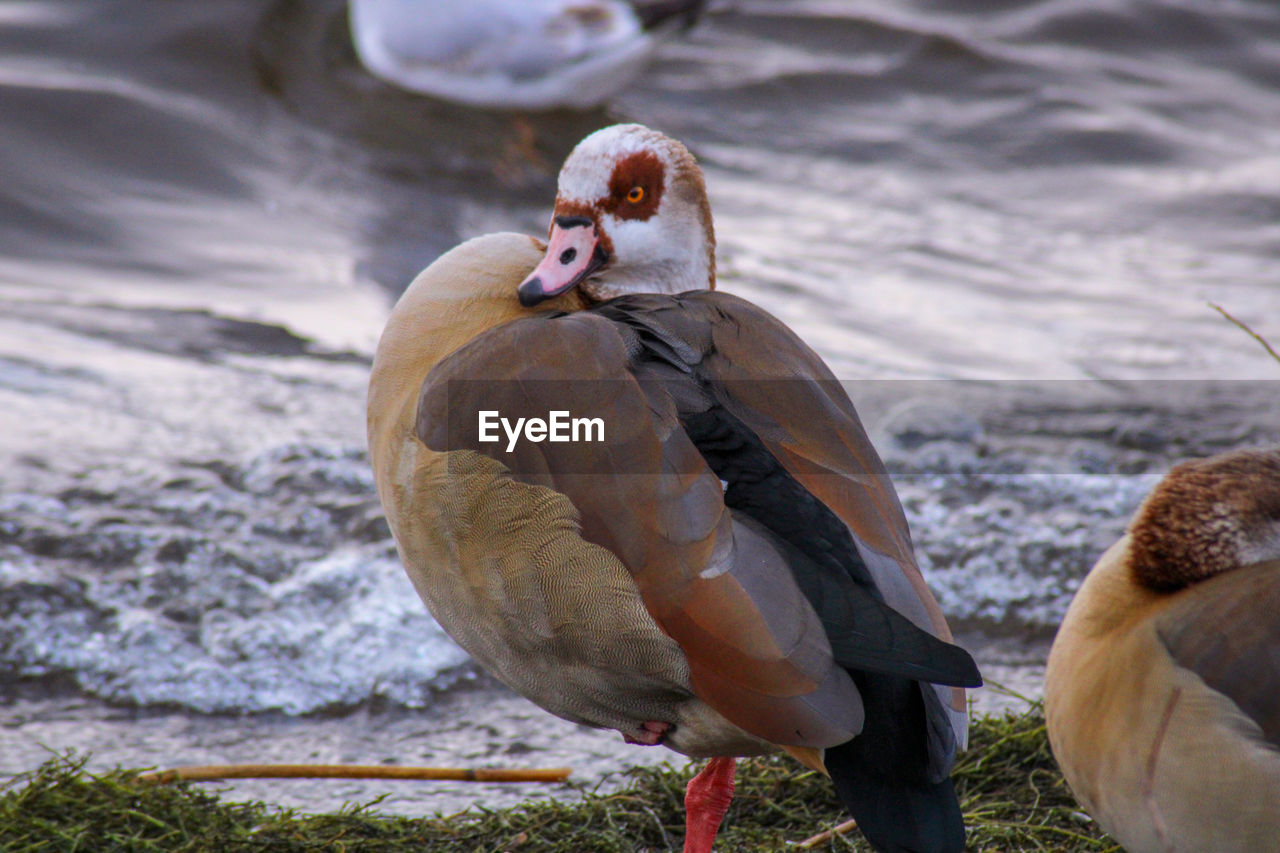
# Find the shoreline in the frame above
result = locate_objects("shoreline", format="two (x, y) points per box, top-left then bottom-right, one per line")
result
(1, 702), (1109, 852)
(1, 634), (1047, 817)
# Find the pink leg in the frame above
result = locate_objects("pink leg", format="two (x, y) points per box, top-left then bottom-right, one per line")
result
(623, 720), (671, 745)
(683, 757), (736, 853)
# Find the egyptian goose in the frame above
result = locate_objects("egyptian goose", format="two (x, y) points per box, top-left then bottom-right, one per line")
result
(1045, 447), (1280, 853)
(367, 124), (981, 852)
(348, 0), (709, 109)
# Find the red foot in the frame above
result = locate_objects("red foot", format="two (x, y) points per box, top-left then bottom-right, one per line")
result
(683, 757), (737, 853)
(623, 720), (671, 746)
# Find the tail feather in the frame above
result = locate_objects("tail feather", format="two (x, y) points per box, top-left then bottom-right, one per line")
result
(824, 673), (965, 853)
(826, 748), (964, 853)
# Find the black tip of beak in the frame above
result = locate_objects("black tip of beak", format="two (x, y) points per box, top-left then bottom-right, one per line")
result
(518, 278), (547, 307)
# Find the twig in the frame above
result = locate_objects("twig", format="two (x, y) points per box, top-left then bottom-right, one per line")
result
(137, 764), (572, 784)
(1209, 302), (1280, 363)
(794, 817), (858, 848)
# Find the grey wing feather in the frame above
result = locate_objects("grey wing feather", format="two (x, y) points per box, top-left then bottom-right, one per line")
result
(1157, 559), (1280, 747)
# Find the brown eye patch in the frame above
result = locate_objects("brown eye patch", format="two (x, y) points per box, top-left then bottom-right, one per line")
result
(603, 151), (664, 221)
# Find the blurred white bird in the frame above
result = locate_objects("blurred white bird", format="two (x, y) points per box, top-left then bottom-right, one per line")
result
(349, 0), (711, 109)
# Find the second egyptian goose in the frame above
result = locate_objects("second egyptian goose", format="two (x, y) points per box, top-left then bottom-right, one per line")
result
(1045, 447), (1280, 852)
(367, 124), (981, 852)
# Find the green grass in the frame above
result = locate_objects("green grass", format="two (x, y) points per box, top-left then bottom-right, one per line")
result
(0, 705), (1116, 852)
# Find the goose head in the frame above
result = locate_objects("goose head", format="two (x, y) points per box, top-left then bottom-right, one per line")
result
(1128, 446), (1280, 590)
(518, 124), (715, 306)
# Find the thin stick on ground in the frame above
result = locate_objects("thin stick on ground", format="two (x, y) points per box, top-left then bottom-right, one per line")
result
(1210, 302), (1280, 363)
(795, 816), (858, 848)
(138, 764), (572, 784)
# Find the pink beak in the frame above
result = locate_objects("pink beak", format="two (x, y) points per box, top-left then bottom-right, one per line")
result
(518, 217), (609, 307)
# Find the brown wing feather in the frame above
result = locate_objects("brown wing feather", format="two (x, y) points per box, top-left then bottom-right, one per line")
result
(604, 291), (956, 637)
(417, 310), (862, 747)
(1157, 558), (1280, 746)
(592, 292), (969, 726)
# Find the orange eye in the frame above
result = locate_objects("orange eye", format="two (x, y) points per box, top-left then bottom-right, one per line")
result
(626, 186), (645, 204)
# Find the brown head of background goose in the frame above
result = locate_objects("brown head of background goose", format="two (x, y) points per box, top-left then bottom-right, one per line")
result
(367, 123), (981, 852)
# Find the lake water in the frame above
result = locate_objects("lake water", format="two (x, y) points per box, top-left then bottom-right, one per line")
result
(1, 0), (1277, 814)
